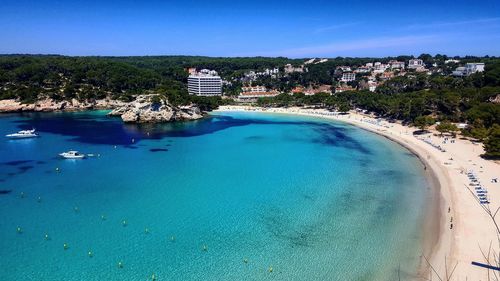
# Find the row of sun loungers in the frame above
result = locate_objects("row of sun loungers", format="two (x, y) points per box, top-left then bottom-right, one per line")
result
(467, 171), (490, 204)
(361, 118), (390, 128)
(418, 137), (447, 152)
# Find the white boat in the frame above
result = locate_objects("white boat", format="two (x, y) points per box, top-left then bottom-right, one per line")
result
(59, 150), (85, 159)
(6, 129), (38, 139)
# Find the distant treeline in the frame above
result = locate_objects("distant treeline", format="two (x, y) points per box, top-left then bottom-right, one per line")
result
(0, 55), (304, 108)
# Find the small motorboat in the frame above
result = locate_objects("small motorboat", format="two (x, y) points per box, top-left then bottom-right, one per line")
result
(6, 129), (38, 139)
(59, 151), (85, 159)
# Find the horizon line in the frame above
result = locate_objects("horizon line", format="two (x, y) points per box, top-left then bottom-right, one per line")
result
(0, 53), (498, 60)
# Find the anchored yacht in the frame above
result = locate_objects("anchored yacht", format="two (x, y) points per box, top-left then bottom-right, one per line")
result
(59, 151), (85, 159)
(6, 129), (38, 139)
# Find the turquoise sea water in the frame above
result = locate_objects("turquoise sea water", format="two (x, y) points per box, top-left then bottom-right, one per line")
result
(0, 111), (430, 281)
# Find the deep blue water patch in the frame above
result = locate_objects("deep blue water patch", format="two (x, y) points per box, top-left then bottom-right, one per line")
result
(13, 112), (370, 155)
(0, 190), (12, 195)
(17, 165), (34, 174)
(244, 135), (266, 141)
(123, 145), (139, 149)
(311, 124), (372, 154)
(2, 160), (34, 166)
(150, 148), (168, 152)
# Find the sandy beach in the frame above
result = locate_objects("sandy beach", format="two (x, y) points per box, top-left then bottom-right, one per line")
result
(216, 105), (500, 280)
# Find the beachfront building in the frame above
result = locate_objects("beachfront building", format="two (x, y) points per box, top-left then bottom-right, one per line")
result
(338, 66), (352, 72)
(408, 59), (425, 70)
(290, 86), (305, 94)
(237, 89), (279, 102)
(303, 84), (332, 96)
(335, 85), (355, 93)
(465, 63), (485, 74)
(354, 66), (371, 73)
(452, 67), (467, 77)
(389, 60), (405, 69)
(187, 69), (222, 96)
(373, 63), (388, 74)
(285, 64), (306, 73)
(359, 80), (378, 92)
(186, 67), (197, 75)
(380, 71), (395, 81)
(263, 68), (279, 75)
(341, 72), (356, 82)
(452, 63), (485, 76)
(241, 85), (267, 93)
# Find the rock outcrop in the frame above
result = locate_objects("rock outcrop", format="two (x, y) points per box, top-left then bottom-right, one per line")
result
(0, 98), (125, 113)
(107, 95), (204, 123)
(491, 94), (500, 104)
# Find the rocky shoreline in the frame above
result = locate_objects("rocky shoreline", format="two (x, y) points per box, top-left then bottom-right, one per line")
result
(0, 98), (126, 113)
(107, 95), (204, 123)
(0, 95), (205, 123)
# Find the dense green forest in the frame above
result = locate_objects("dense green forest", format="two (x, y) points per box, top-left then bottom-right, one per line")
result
(0, 55), (302, 107)
(1, 54), (499, 158)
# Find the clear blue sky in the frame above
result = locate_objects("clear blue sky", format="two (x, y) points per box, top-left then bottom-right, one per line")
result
(1, 0), (499, 58)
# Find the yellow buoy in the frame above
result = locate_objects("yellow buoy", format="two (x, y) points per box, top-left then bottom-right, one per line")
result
(16, 227), (22, 233)
(268, 266), (273, 273)
(118, 261), (123, 268)
(63, 243), (69, 250)
(88, 251), (93, 257)
(122, 220), (127, 227)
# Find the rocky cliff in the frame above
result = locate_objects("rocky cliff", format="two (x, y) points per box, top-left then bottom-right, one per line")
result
(107, 95), (204, 123)
(0, 98), (126, 112)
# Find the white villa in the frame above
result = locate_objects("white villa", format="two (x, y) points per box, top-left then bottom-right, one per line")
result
(452, 63), (485, 76)
(408, 59), (425, 70)
(341, 72), (356, 82)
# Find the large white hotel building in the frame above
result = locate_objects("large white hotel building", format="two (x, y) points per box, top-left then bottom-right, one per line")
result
(187, 69), (222, 96)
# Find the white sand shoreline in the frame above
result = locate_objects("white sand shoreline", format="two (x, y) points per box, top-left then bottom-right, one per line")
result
(215, 105), (499, 280)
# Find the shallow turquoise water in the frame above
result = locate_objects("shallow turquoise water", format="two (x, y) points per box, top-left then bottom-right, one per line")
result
(0, 111), (429, 280)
